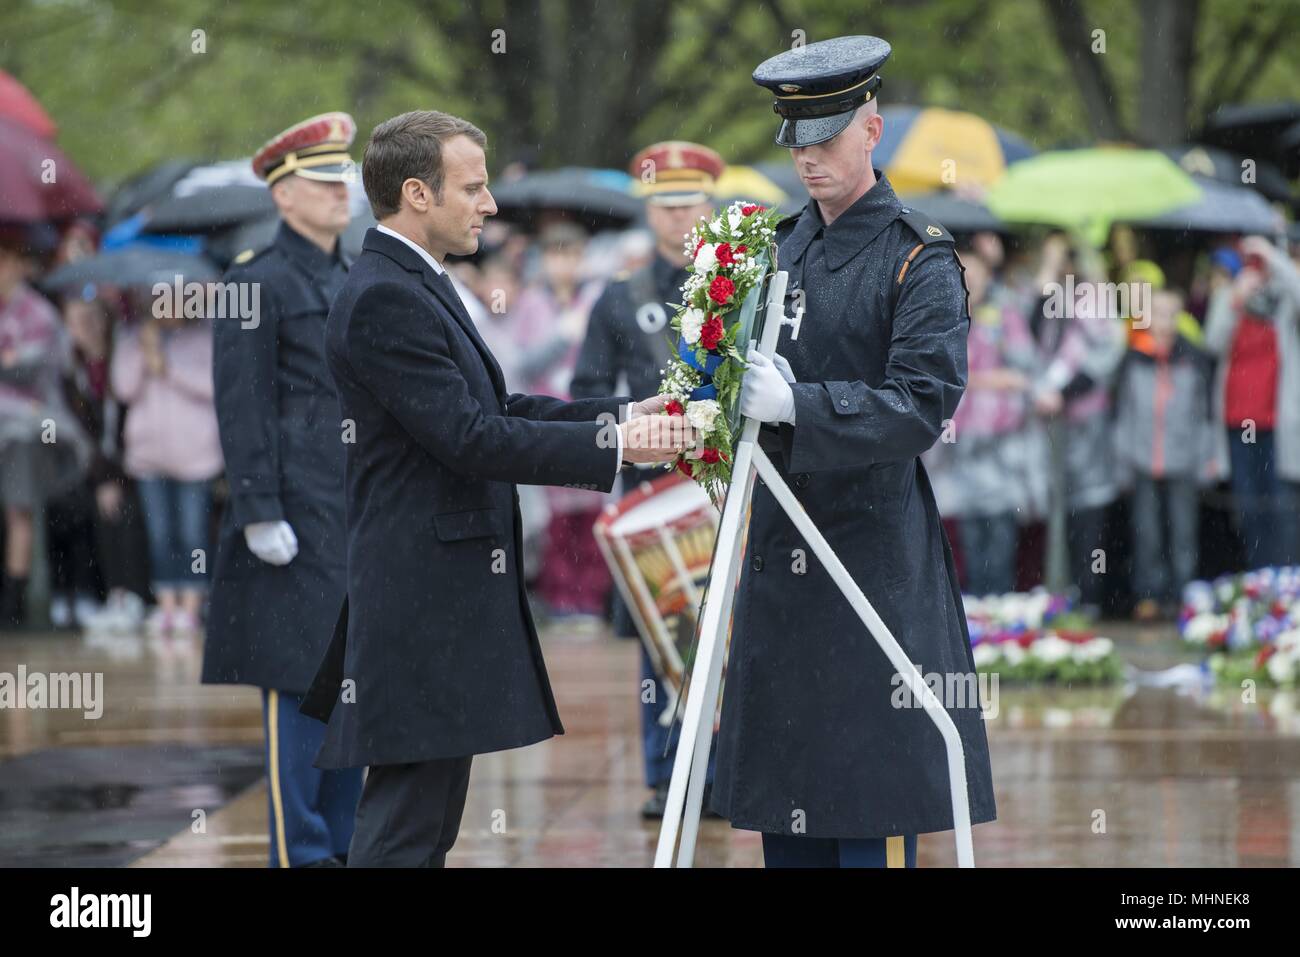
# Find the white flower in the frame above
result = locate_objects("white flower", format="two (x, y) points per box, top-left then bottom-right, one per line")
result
(1072, 637), (1113, 663)
(972, 643), (1000, 669)
(679, 307), (705, 345)
(1000, 642), (1026, 666)
(1277, 627), (1300, 656)
(1267, 650), (1297, 686)
(686, 399), (720, 432)
(728, 209), (742, 231)
(1030, 634), (1073, 664)
(694, 242), (718, 273)
(1182, 613), (1226, 645)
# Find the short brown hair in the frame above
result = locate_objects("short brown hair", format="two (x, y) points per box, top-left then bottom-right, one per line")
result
(362, 110), (487, 219)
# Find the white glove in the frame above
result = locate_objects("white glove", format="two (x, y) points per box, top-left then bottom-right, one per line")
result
(244, 520), (299, 566)
(740, 347), (797, 424)
(772, 352), (796, 384)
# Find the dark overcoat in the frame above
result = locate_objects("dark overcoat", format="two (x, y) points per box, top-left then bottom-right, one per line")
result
(300, 228), (626, 769)
(709, 173), (998, 839)
(203, 222), (351, 694)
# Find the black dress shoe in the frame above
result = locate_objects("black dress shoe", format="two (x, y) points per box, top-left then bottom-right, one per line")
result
(641, 782), (669, 819)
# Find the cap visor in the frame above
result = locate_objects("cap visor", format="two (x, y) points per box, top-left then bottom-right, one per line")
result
(293, 162), (357, 183)
(647, 191), (711, 207)
(775, 111), (856, 148)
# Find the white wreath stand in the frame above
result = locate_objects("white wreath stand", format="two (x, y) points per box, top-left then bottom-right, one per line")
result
(653, 269), (976, 868)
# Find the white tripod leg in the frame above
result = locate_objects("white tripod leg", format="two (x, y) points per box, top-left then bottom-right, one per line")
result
(655, 271), (791, 868)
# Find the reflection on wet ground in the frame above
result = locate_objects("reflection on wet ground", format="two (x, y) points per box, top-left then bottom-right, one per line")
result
(0, 622), (1296, 867)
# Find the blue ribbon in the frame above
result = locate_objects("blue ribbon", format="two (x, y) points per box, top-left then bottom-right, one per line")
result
(678, 337), (724, 376)
(689, 383), (717, 401)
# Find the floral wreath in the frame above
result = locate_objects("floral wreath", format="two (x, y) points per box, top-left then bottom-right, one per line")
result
(656, 200), (783, 504)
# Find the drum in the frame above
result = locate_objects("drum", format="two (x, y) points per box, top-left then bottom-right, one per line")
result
(593, 473), (719, 708)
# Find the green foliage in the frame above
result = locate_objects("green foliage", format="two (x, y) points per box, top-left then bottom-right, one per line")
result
(3, 0), (1296, 189)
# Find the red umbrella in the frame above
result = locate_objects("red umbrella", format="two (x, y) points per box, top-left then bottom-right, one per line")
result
(0, 117), (102, 222)
(0, 70), (56, 139)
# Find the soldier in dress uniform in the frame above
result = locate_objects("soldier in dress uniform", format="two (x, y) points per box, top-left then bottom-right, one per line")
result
(202, 113), (365, 867)
(713, 36), (998, 867)
(571, 141), (724, 818)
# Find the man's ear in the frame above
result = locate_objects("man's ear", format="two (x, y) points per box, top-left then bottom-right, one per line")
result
(864, 111), (884, 153)
(401, 177), (432, 214)
(269, 177), (294, 216)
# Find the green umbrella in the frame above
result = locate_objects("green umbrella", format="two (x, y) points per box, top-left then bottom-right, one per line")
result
(985, 148), (1202, 245)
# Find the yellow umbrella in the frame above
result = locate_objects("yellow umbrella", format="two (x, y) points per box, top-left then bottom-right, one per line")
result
(881, 106), (1035, 193)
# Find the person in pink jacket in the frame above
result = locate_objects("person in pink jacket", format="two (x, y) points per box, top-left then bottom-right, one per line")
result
(110, 308), (223, 637)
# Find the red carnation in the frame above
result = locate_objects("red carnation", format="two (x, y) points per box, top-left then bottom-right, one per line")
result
(715, 242), (735, 267)
(736, 244), (748, 254)
(741, 204), (765, 216)
(665, 399), (684, 416)
(693, 237), (706, 258)
(675, 457), (694, 478)
(700, 447), (721, 464)
(700, 314), (724, 350)
(708, 275), (735, 306)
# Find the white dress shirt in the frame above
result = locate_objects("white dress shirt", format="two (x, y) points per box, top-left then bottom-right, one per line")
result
(375, 223), (445, 274)
(372, 223), (625, 477)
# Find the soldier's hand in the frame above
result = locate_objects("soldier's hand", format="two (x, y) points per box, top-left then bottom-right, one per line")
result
(741, 348), (797, 424)
(619, 414), (696, 464)
(772, 352), (796, 384)
(244, 520), (299, 566)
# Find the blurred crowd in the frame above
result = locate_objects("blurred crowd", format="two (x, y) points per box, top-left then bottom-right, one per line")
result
(1, 212), (1298, 634)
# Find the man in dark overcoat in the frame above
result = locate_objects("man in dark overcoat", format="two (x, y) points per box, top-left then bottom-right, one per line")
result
(298, 110), (688, 867)
(711, 35), (997, 868)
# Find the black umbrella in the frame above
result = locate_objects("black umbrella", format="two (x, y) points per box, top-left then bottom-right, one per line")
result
(898, 190), (1005, 234)
(491, 167), (643, 232)
(1133, 175), (1285, 235)
(1162, 144), (1292, 204)
(1201, 102), (1300, 178)
(42, 246), (219, 292)
(142, 184), (276, 234)
(104, 159), (205, 228)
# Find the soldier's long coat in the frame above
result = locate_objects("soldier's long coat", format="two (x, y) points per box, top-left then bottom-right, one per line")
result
(709, 173), (998, 838)
(203, 223), (351, 695)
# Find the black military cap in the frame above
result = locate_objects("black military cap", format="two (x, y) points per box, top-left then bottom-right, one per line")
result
(752, 36), (891, 148)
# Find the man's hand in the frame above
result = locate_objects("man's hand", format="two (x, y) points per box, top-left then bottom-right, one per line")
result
(630, 394), (672, 417)
(244, 520), (299, 566)
(740, 348), (796, 424)
(619, 413), (696, 464)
